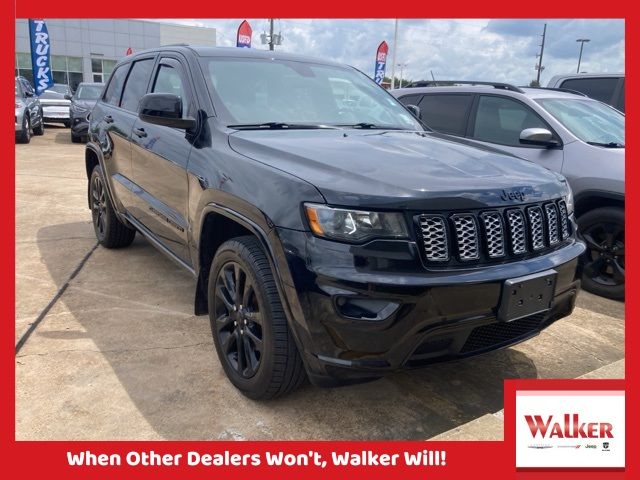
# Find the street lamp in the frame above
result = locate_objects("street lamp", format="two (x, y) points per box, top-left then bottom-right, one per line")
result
(576, 38), (590, 74)
(397, 62), (408, 88)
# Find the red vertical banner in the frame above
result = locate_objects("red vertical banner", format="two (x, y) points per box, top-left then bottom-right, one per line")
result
(374, 41), (388, 85)
(237, 20), (252, 48)
(126, 47), (133, 55)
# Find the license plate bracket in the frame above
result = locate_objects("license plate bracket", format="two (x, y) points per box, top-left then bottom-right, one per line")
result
(497, 269), (557, 322)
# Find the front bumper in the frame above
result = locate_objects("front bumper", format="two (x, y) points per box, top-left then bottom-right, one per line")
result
(71, 112), (90, 135)
(43, 106), (70, 123)
(274, 228), (585, 386)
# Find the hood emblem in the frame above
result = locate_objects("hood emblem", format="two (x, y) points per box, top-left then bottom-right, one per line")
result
(501, 189), (526, 202)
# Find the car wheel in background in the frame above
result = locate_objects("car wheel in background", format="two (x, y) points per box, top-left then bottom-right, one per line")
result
(71, 132), (82, 143)
(89, 165), (136, 248)
(16, 116), (31, 144)
(64, 120), (71, 128)
(578, 207), (624, 300)
(32, 113), (44, 136)
(208, 236), (306, 399)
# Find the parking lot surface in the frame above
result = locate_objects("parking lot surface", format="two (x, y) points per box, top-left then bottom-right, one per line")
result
(15, 127), (625, 440)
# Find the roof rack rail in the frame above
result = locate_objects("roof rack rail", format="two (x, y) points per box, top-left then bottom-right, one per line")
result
(404, 80), (524, 93)
(520, 86), (588, 97)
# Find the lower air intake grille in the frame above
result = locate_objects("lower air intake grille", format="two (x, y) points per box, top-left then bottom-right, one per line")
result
(460, 313), (546, 354)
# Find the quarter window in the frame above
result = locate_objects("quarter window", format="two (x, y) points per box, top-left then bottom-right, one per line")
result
(472, 96), (548, 146)
(418, 94), (473, 135)
(120, 59), (154, 112)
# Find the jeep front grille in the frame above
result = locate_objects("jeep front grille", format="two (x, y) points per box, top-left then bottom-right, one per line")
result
(417, 199), (570, 265)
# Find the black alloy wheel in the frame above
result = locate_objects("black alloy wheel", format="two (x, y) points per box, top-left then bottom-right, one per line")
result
(578, 207), (624, 300)
(91, 173), (107, 242)
(214, 261), (264, 378)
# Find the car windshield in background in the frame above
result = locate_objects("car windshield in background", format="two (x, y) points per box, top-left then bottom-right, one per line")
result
(536, 98), (625, 147)
(76, 85), (103, 100)
(201, 57), (422, 130)
(47, 84), (70, 95)
(40, 90), (66, 99)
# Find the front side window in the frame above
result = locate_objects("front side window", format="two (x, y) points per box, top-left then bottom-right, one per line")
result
(472, 95), (548, 146)
(418, 94), (474, 135)
(152, 63), (187, 116)
(200, 57), (421, 129)
(536, 98), (624, 147)
(120, 59), (154, 112)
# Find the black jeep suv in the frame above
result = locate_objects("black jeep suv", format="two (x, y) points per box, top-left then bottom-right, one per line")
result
(85, 46), (585, 399)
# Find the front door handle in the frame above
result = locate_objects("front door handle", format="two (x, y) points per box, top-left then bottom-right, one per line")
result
(104, 115), (114, 124)
(133, 127), (147, 138)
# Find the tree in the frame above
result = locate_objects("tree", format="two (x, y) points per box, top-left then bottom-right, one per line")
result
(529, 80), (540, 87)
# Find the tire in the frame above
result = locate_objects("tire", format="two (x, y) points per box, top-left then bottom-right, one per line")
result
(89, 165), (136, 248)
(32, 113), (44, 136)
(208, 236), (306, 399)
(577, 207), (624, 300)
(16, 115), (31, 144)
(71, 132), (82, 143)
(64, 120), (71, 128)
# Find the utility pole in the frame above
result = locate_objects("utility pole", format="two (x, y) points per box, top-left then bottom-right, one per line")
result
(269, 18), (275, 51)
(535, 23), (547, 86)
(390, 19), (399, 89)
(576, 38), (590, 73)
(397, 62), (407, 88)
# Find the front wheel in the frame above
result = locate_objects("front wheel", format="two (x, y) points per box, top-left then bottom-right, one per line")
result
(33, 112), (44, 136)
(578, 207), (624, 300)
(208, 236), (306, 399)
(16, 116), (31, 143)
(89, 165), (136, 248)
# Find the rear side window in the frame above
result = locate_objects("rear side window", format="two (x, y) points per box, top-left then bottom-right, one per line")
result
(560, 77), (619, 105)
(472, 95), (547, 146)
(120, 59), (155, 112)
(417, 94), (473, 135)
(397, 94), (422, 107)
(103, 64), (129, 106)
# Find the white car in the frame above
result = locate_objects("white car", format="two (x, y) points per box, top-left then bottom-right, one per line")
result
(39, 84), (72, 127)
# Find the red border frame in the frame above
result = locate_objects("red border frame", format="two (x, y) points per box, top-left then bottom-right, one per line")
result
(5, 5), (636, 479)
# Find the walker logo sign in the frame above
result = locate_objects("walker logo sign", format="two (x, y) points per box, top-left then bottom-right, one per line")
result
(28, 19), (54, 95)
(237, 20), (252, 48)
(516, 390), (625, 468)
(374, 41), (388, 85)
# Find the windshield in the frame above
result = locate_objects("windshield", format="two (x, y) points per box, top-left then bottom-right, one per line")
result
(47, 84), (70, 95)
(536, 98), (624, 147)
(76, 84), (103, 100)
(200, 57), (422, 130)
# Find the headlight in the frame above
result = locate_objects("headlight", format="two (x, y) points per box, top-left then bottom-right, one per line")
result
(564, 184), (574, 215)
(71, 104), (89, 114)
(304, 203), (408, 243)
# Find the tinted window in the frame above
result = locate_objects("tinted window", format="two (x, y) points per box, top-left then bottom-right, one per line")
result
(120, 59), (154, 112)
(472, 95), (548, 146)
(560, 78), (619, 105)
(103, 64), (129, 106)
(417, 94), (473, 135)
(152, 63), (187, 116)
(397, 94), (422, 107)
(617, 79), (625, 112)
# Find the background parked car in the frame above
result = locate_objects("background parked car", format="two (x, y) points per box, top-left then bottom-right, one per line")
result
(15, 76), (44, 143)
(393, 82), (625, 300)
(69, 82), (104, 143)
(547, 73), (624, 112)
(40, 84), (72, 127)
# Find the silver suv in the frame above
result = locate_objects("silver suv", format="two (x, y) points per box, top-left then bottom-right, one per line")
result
(392, 82), (624, 300)
(15, 77), (44, 143)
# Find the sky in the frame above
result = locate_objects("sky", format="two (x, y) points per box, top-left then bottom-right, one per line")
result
(154, 18), (624, 86)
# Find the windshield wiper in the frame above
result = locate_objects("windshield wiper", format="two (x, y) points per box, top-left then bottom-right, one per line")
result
(336, 122), (408, 130)
(586, 141), (625, 148)
(227, 122), (337, 130)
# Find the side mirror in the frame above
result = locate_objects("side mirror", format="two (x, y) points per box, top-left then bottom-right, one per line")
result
(64, 94), (72, 100)
(138, 93), (196, 130)
(24, 90), (34, 98)
(519, 128), (559, 147)
(406, 104), (421, 119)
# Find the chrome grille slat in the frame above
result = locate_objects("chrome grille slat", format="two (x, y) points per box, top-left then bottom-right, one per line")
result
(506, 209), (527, 254)
(480, 212), (505, 258)
(452, 214), (480, 260)
(418, 199), (571, 265)
(419, 215), (449, 261)
(544, 203), (560, 245)
(527, 206), (545, 251)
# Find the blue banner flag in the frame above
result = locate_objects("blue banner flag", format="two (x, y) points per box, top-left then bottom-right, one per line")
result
(28, 19), (54, 95)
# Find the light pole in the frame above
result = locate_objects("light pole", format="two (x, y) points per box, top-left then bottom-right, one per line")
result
(390, 19), (399, 89)
(397, 62), (408, 88)
(576, 38), (590, 73)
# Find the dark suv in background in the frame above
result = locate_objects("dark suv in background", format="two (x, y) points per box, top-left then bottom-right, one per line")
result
(85, 46), (584, 399)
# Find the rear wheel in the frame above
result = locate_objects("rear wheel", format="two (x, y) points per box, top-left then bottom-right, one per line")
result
(32, 112), (44, 136)
(208, 236), (306, 399)
(16, 116), (31, 143)
(578, 207), (624, 300)
(89, 165), (136, 248)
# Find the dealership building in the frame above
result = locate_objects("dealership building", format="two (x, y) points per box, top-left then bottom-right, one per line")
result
(15, 19), (216, 90)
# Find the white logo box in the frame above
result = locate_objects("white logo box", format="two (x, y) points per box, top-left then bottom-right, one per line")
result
(515, 390), (625, 469)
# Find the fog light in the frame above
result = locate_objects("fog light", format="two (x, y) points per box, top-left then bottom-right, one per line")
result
(335, 297), (399, 321)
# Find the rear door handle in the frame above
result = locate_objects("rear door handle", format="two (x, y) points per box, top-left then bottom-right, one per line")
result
(133, 127), (147, 138)
(104, 115), (114, 124)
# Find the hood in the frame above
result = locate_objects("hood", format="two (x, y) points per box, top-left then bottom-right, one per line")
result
(228, 129), (569, 210)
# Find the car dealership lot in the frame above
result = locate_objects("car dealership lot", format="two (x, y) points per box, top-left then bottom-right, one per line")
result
(15, 127), (624, 440)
